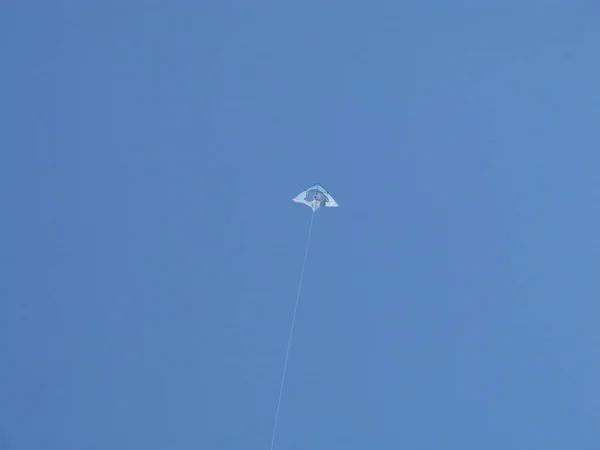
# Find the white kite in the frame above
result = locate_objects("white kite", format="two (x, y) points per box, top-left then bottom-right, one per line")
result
(292, 183), (339, 212)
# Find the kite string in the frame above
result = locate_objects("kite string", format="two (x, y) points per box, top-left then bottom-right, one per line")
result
(269, 210), (315, 450)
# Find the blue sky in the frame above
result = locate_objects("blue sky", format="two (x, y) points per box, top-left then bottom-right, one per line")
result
(2, 2), (600, 449)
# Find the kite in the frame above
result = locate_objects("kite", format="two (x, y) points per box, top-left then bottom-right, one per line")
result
(292, 183), (339, 212)
(269, 184), (339, 450)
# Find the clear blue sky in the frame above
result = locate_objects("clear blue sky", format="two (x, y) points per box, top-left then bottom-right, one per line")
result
(2, 2), (599, 449)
